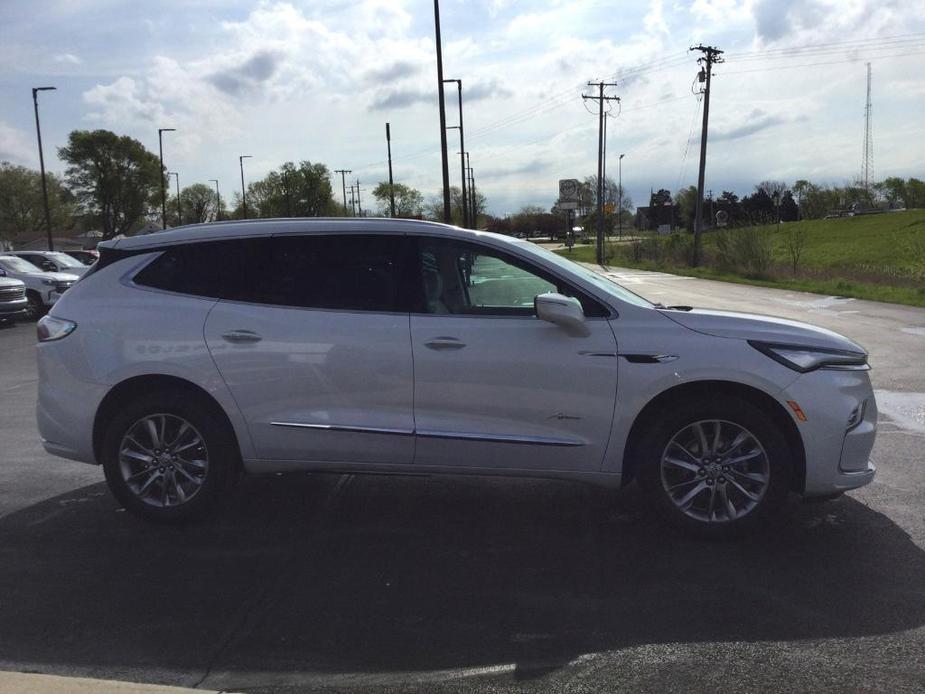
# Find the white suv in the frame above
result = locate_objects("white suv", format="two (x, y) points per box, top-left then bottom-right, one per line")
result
(36, 219), (877, 537)
(10, 250), (89, 277)
(0, 255), (80, 318)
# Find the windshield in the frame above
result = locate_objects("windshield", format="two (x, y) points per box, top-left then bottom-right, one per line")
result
(45, 252), (85, 268)
(521, 242), (654, 309)
(0, 257), (43, 274)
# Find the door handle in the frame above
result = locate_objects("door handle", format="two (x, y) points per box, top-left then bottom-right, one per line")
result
(221, 330), (262, 344)
(424, 337), (466, 351)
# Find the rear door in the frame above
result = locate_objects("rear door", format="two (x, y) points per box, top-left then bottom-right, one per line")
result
(202, 233), (416, 466)
(409, 236), (619, 472)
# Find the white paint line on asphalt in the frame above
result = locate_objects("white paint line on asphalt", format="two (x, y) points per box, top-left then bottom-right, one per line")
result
(875, 390), (925, 434)
(900, 327), (925, 337)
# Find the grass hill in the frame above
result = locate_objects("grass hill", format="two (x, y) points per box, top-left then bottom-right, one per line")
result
(557, 210), (925, 307)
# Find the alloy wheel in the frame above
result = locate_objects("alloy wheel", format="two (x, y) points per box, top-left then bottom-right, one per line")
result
(118, 413), (209, 508)
(659, 419), (770, 523)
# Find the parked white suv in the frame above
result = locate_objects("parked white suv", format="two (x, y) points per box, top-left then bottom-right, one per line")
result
(0, 255), (80, 318)
(36, 219), (877, 536)
(10, 250), (89, 277)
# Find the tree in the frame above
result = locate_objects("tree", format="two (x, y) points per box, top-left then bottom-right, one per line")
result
(675, 186), (698, 231)
(425, 186), (487, 226)
(779, 191), (799, 222)
(179, 183), (218, 225)
(58, 130), (163, 238)
(785, 226), (808, 276)
(879, 177), (907, 208)
(905, 178), (925, 209)
(0, 162), (74, 241)
(235, 161), (337, 219)
(371, 182), (424, 217)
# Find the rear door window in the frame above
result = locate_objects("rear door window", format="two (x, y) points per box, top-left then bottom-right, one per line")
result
(134, 234), (413, 312)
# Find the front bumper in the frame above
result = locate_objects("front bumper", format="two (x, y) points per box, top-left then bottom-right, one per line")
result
(781, 367), (878, 496)
(0, 297), (28, 317)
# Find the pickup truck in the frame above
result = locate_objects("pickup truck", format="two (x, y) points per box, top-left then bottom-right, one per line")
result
(0, 255), (80, 319)
(0, 275), (28, 324)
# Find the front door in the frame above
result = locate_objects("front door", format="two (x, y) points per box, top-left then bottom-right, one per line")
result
(409, 237), (619, 472)
(204, 233), (415, 465)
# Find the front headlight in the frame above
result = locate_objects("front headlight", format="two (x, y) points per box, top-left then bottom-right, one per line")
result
(749, 340), (868, 373)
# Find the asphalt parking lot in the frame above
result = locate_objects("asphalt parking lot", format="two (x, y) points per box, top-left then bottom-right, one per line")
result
(1, 269), (924, 693)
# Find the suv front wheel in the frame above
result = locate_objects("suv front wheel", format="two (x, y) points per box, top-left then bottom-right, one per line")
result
(637, 396), (792, 538)
(101, 390), (237, 523)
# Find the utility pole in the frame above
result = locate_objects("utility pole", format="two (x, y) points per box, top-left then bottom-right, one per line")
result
(209, 179), (221, 221)
(443, 79), (468, 228)
(582, 81), (619, 265)
(31, 86), (56, 250)
(349, 186), (356, 217)
(618, 153), (625, 238)
(385, 124), (396, 217)
(157, 127), (176, 229)
(169, 171), (181, 225)
(433, 0), (451, 223)
(469, 167), (477, 228)
(355, 179), (363, 217)
(690, 44), (723, 267)
(283, 169), (292, 217)
(239, 155), (252, 219)
(334, 169), (352, 216)
(862, 62), (874, 194)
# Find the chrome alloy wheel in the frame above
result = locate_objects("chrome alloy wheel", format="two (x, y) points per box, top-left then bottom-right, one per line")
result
(660, 420), (770, 523)
(118, 414), (209, 508)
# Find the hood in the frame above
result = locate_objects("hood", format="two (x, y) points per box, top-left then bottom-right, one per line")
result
(659, 308), (866, 354)
(0, 277), (25, 288)
(25, 271), (81, 283)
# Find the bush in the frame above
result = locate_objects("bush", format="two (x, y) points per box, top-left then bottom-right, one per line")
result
(711, 226), (773, 276)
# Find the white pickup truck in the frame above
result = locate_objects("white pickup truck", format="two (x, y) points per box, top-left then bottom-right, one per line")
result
(0, 255), (80, 319)
(0, 275), (28, 324)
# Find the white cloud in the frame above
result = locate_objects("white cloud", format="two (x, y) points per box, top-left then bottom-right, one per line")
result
(0, 121), (35, 166)
(53, 53), (81, 65)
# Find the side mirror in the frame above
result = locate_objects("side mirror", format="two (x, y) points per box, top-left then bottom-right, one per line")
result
(0, 268), (5, 276)
(535, 292), (589, 337)
(42, 261), (55, 271)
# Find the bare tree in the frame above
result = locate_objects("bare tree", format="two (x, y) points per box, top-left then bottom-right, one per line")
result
(786, 227), (808, 276)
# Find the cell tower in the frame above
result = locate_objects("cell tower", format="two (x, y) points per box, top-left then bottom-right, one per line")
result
(862, 62), (873, 191)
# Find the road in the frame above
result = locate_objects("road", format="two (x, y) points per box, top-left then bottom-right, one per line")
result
(0, 268), (923, 693)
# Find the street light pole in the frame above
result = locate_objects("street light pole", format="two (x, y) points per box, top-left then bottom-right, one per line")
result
(157, 128), (176, 229)
(443, 79), (468, 228)
(169, 172), (181, 225)
(239, 155), (252, 219)
(618, 153), (625, 238)
(209, 179), (221, 221)
(31, 86), (56, 251)
(433, 0), (451, 223)
(385, 123), (396, 218)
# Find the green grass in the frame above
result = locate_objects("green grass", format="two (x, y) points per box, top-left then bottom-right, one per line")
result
(555, 210), (925, 308)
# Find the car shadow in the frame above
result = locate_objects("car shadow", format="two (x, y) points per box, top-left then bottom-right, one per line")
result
(0, 473), (923, 686)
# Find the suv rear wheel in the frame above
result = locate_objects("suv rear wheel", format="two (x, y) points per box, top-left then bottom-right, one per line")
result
(101, 390), (237, 523)
(637, 396), (792, 538)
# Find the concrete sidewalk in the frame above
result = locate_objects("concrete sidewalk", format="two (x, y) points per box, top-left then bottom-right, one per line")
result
(0, 671), (232, 694)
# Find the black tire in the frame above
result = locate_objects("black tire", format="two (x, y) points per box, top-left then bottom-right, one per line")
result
(636, 395), (792, 539)
(25, 291), (46, 320)
(101, 389), (239, 523)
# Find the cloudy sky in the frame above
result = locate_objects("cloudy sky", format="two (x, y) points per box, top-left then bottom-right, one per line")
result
(1, 0), (923, 215)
